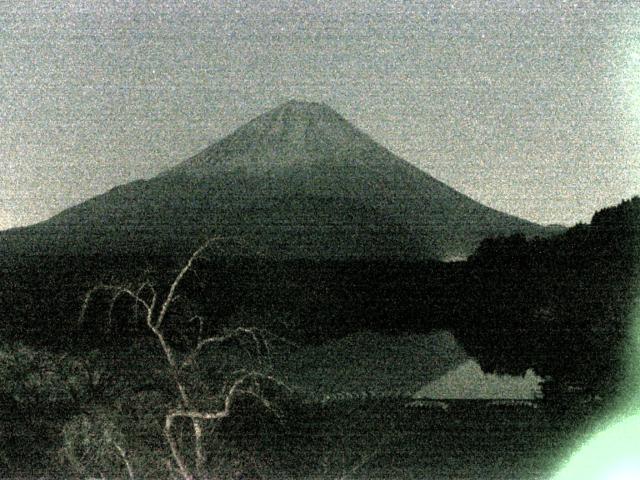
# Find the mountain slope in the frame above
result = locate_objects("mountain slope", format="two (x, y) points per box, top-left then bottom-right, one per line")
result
(275, 330), (469, 399)
(1, 100), (551, 260)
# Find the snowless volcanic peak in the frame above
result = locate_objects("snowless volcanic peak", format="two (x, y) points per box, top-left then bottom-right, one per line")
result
(2, 100), (553, 260)
(163, 100), (379, 177)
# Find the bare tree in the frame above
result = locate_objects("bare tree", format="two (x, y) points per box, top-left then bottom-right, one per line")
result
(80, 238), (288, 480)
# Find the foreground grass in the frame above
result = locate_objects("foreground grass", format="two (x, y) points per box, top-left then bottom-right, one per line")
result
(3, 395), (605, 479)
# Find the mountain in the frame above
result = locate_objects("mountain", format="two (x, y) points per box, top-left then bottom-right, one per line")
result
(193, 329), (469, 400)
(275, 330), (469, 399)
(1, 100), (552, 261)
(414, 360), (543, 400)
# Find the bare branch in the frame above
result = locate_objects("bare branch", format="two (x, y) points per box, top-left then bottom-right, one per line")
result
(80, 284), (150, 325)
(237, 327), (263, 357)
(164, 414), (191, 480)
(193, 418), (206, 478)
(79, 237), (291, 480)
(188, 315), (205, 346)
(338, 448), (379, 480)
(156, 237), (218, 330)
(180, 326), (268, 369)
(105, 432), (135, 480)
(167, 371), (285, 424)
(107, 289), (131, 327)
(134, 281), (155, 313)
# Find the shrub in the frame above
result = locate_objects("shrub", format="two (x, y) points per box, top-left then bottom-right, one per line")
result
(60, 408), (136, 479)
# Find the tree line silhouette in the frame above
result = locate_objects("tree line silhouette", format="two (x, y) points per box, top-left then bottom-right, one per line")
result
(0, 197), (638, 399)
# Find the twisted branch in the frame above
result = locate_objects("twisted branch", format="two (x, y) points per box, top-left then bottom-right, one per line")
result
(80, 238), (290, 480)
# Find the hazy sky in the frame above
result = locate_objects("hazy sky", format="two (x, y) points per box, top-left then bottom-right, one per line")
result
(2, 0), (639, 230)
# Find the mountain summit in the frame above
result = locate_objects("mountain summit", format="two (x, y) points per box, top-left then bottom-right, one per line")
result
(164, 100), (373, 177)
(2, 101), (552, 260)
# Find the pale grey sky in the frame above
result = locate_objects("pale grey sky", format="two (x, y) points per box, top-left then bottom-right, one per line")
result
(2, 0), (639, 229)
